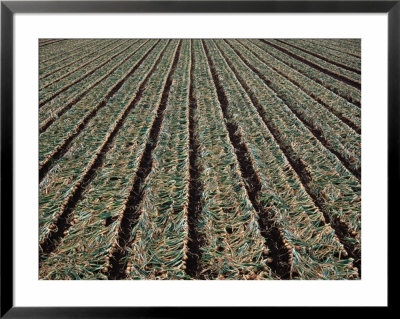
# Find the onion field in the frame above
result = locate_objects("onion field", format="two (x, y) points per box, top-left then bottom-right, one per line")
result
(39, 39), (361, 280)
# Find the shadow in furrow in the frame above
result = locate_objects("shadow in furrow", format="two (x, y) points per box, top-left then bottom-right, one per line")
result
(185, 40), (206, 279)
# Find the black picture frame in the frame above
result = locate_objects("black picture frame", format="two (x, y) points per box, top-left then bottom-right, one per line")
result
(1, 0), (395, 317)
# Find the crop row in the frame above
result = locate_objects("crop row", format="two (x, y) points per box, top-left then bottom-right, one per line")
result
(38, 40), (145, 118)
(39, 40), (127, 90)
(39, 39), (60, 46)
(39, 39), (68, 52)
(290, 39), (361, 68)
(311, 38), (361, 59)
(39, 40), (91, 64)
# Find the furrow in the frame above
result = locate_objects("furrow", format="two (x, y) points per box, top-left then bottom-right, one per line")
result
(39, 40), (146, 119)
(38, 39), (361, 280)
(190, 39), (275, 280)
(123, 40), (191, 280)
(315, 41), (361, 58)
(39, 39), (54, 45)
(39, 39), (56, 46)
(210, 39), (359, 279)
(39, 40), (74, 59)
(314, 39), (361, 58)
(299, 39), (361, 66)
(185, 40), (205, 279)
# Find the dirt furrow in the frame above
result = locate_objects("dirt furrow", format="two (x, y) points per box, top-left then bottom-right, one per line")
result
(185, 40), (206, 279)
(39, 39), (56, 46)
(309, 40), (362, 59)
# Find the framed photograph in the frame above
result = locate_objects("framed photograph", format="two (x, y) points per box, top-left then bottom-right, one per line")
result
(1, 0), (394, 316)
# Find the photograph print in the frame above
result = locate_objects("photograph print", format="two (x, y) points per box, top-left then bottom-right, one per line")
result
(38, 38), (361, 280)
